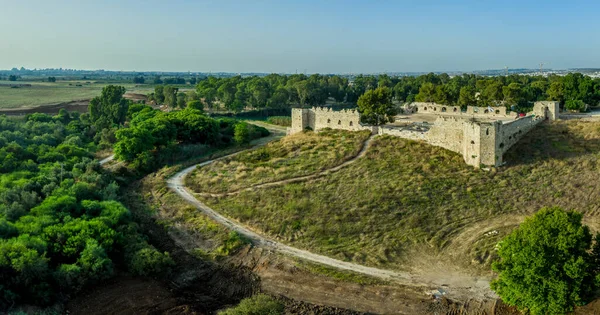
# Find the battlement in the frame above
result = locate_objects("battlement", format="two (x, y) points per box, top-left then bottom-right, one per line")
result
(288, 101), (560, 168)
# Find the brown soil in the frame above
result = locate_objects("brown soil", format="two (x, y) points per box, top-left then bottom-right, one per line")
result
(0, 93), (148, 116)
(0, 100), (90, 115)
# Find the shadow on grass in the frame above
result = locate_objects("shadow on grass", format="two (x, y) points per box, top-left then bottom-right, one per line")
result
(504, 121), (600, 167)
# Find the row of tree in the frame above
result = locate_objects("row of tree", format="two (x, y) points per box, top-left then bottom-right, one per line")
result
(145, 73), (600, 113)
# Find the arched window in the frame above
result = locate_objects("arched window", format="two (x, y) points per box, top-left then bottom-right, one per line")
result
(441, 107), (447, 112)
(338, 120), (341, 125)
(434, 107), (437, 111)
(424, 107), (428, 111)
(327, 119), (331, 124)
(484, 109), (489, 114)
(495, 110), (500, 114)
(453, 108), (458, 112)
(349, 121), (353, 126)
(486, 128), (489, 135)
(471, 140), (475, 144)
(499, 143), (505, 149)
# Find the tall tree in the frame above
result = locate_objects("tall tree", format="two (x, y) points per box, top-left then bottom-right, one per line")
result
(89, 85), (130, 130)
(357, 87), (396, 125)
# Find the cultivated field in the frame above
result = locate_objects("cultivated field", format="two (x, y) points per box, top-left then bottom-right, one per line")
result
(0, 80), (154, 109)
(192, 121), (600, 274)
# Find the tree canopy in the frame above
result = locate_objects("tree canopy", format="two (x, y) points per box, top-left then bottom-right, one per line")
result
(357, 87), (396, 125)
(491, 207), (597, 315)
(89, 85), (130, 130)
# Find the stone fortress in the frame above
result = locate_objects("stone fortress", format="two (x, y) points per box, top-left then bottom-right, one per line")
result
(288, 101), (560, 168)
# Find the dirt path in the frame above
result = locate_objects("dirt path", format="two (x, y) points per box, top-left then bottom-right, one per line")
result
(168, 158), (414, 283)
(99, 155), (115, 165)
(194, 134), (376, 198)
(167, 130), (497, 302)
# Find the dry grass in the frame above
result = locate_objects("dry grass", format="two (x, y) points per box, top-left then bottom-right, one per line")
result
(186, 129), (371, 194)
(198, 121), (600, 271)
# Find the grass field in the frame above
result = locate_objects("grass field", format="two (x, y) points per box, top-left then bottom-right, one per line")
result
(196, 121), (600, 272)
(0, 80), (155, 109)
(186, 129), (371, 194)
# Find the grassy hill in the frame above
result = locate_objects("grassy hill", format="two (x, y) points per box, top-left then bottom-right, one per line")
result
(186, 129), (371, 194)
(192, 121), (600, 272)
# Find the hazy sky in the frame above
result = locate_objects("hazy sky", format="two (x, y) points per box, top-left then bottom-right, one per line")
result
(0, 0), (598, 73)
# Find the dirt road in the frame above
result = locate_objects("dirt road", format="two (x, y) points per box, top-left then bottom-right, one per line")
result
(167, 130), (496, 302)
(99, 155), (115, 165)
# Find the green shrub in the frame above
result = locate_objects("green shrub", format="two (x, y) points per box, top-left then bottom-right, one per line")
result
(216, 231), (250, 256)
(128, 247), (174, 276)
(218, 294), (284, 315)
(565, 100), (586, 112)
(491, 207), (596, 315)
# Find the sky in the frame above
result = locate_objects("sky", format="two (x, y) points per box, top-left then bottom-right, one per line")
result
(0, 0), (599, 74)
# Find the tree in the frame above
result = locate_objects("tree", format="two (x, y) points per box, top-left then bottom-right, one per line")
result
(8, 75), (17, 81)
(163, 86), (179, 108)
(458, 86), (476, 108)
(153, 76), (163, 84)
(357, 87), (396, 125)
(187, 100), (203, 111)
(154, 86), (165, 104)
(547, 81), (565, 104)
(47, 77), (56, 83)
(565, 100), (586, 112)
(415, 82), (435, 102)
(133, 76), (145, 84)
(502, 83), (523, 106)
(491, 207), (596, 315)
(234, 122), (251, 144)
(88, 85), (130, 130)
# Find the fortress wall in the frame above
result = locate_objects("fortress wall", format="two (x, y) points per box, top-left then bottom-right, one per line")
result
(311, 107), (374, 132)
(289, 108), (375, 135)
(424, 117), (466, 153)
(496, 115), (544, 155)
(378, 126), (427, 141)
(409, 102), (515, 119)
(461, 122), (484, 166)
(289, 108), (309, 134)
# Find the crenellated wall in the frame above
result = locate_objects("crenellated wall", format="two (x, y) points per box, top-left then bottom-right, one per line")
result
(289, 101), (560, 168)
(289, 107), (375, 135)
(406, 102), (517, 119)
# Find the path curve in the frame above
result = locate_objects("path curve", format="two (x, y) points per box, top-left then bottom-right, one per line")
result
(166, 127), (495, 300)
(195, 134), (376, 198)
(99, 155), (115, 165)
(167, 147), (414, 283)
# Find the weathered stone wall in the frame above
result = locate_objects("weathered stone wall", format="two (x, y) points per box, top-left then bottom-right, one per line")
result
(407, 102), (516, 119)
(288, 107), (375, 135)
(289, 101), (559, 168)
(426, 117), (466, 153)
(378, 126), (427, 141)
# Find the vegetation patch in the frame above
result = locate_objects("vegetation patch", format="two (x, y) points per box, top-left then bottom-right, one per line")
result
(186, 129), (371, 194)
(199, 121), (600, 271)
(266, 116), (291, 126)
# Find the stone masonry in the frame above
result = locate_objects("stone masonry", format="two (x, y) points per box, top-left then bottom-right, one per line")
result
(288, 101), (560, 168)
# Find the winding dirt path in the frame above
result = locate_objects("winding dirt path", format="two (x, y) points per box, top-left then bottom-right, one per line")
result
(194, 134), (376, 198)
(99, 155), (115, 165)
(167, 147), (415, 283)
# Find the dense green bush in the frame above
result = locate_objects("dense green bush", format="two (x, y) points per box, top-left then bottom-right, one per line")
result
(114, 107), (268, 172)
(0, 113), (169, 310)
(218, 294), (284, 315)
(491, 207), (597, 315)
